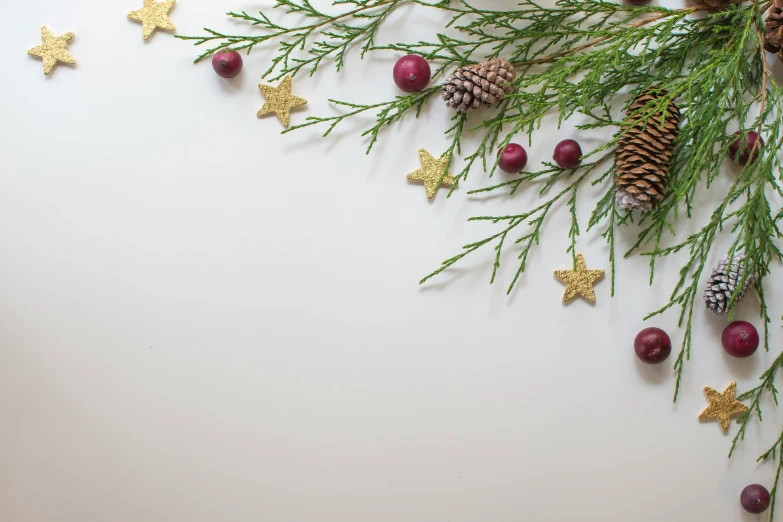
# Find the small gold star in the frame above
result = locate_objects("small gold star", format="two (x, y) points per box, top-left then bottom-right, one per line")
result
(257, 76), (307, 127)
(698, 382), (748, 432)
(128, 0), (176, 40)
(406, 149), (457, 199)
(27, 27), (76, 75)
(554, 253), (604, 303)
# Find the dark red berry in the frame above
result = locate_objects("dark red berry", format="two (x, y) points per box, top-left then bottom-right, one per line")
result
(212, 49), (243, 79)
(634, 327), (671, 364)
(497, 143), (528, 173)
(741, 484), (770, 514)
(721, 321), (759, 358)
(393, 55), (431, 93)
(624, 0), (653, 5)
(553, 139), (582, 169)
(729, 131), (763, 166)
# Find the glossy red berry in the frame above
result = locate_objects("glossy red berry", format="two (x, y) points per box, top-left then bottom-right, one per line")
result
(721, 321), (759, 358)
(497, 143), (528, 173)
(741, 484), (770, 514)
(634, 327), (671, 364)
(212, 49), (243, 78)
(393, 55), (431, 93)
(729, 131), (763, 166)
(553, 139), (582, 169)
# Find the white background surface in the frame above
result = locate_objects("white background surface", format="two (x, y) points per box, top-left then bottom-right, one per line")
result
(1, 1), (781, 521)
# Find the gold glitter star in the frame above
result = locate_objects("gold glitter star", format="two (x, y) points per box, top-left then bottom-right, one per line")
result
(27, 27), (76, 75)
(128, 0), (176, 40)
(554, 253), (604, 303)
(257, 76), (307, 127)
(698, 382), (748, 432)
(406, 149), (457, 199)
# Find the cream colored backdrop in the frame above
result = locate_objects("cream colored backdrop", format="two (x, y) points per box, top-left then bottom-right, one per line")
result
(0, 1), (779, 521)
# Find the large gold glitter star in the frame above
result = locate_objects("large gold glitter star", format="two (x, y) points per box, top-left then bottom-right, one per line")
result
(554, 253), (604, 303)
(128, 0), (176, 40)
(698, 382), (748, 432)
(406, 149), (457, 199)
(27, 27), (76, 75)
(257, 76), (307, 127)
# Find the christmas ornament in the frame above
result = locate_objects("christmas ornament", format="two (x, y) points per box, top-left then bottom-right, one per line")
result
(257, 76), (307, 128)
(128, 0), (176, 40)
(553, 253), (604, 303)
(615, 89), (680, 211)
(633, 327), (671, 364)
(497, 143), (527, 173)
(393, 55), (431, 93)
(27, 26), (76, 75)
(406, 149), (457, 199)
(764, 0), (783, 60)
(212, 49), (243, 78)
(703, 254), (757, 314)
(741, 484), (771, 514)
(728, 131), (764, 166)
(721, 321), (759, 358)
(553, 139), (582, 169)
(442, 58), (516, 112)
(698, 382), (748, 432)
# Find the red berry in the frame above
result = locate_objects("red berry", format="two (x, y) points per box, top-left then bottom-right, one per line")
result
(741, 484), (770, 514)
(624, 0), (653, 5)
(634, 327), (671, 364)
(497, 143), (528, 173)
(729, 131), (763, 166)
(721, 321), (759, 358)
(393, 55), (431, 93)
(553, 139), (582, 169)
(212, 49), (243, 79)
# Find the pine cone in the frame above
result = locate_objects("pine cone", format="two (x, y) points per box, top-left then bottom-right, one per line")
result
(703, 254), (758, 315)
(764, 0), (783, 60)
(615, 89), (680, 211)
(442, 58), (516, 112)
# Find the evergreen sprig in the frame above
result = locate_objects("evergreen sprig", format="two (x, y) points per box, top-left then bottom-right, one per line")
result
(181, 0), (783, 515)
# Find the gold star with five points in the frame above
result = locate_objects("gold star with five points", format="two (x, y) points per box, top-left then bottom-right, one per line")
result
(698, 382), (748, 432)
(27, 27), (76, 75)
(554, 253), (604, 303)
(406, 149), (457, 199)
(257, 76), (307, 127)
(128, 0), (176, 40)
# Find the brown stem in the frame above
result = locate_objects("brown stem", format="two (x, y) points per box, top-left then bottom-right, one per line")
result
(512, 4), (724, 68)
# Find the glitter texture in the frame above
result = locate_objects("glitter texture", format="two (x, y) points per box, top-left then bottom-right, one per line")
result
(128, 0), (176, 40)
(698, 381), (748, 432)
(257, 76), (307, 128)
(27, 27), (76, 75)
(554, 253), (604, 303)
(406, 149), (457, 199)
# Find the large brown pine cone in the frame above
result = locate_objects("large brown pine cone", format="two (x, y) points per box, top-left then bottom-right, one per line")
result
(615, 89), (680, 211)
(764, 0), (783, 59)
(441, 58), (516, 112)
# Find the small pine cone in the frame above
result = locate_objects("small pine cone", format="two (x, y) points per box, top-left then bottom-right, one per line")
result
(615, 89), (680, 211)
(764, 0), (783, 60)
(703, 254), (758, 315)
(442, 58), (516, 113)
